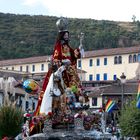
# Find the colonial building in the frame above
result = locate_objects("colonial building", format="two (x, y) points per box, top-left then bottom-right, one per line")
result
(0, 46), (140, 81)
(0, 45), (140, 110)
(0, 70), (38, 112)
(0, 55), (86, 81)
(78, 45), (140, 81)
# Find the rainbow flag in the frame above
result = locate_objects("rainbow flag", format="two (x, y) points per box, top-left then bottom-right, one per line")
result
(136, 82), (140, 109)
(137, 82), (140, 101)
(105, 99), (116, 113)
(136, 98), (140, 109)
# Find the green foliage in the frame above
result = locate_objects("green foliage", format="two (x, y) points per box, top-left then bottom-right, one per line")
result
(0, 12), (140, 60)
(0, 105), (24, 138)
(119, 100), (140, 137)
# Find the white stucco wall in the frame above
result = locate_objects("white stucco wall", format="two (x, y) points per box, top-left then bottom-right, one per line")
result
(80, 53), (139, 81)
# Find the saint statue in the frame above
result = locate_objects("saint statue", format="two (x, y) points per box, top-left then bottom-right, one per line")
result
(29, 17), (84, 134)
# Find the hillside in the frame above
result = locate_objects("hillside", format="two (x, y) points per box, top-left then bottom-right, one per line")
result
(0, 12), (140, 60)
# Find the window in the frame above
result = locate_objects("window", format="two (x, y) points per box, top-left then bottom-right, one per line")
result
(114, 56), (122, 64)
(96, 74), (100, 81)
(32, 65), (35, 72)
(104, 58), (107, 65)
(41, 64), (44, 71)
(103, 73), (107, 80)
(48, 63), (51, 69)
(138, 54), (140, 62)
(118, 56), (122, 64)
(92, 97), (97, 106)
(129, 55), (133, 63)
(113, 74), (117, 80)
(78, 60), (81, 68)
(133, 54), (137, 62)
(20, 66), (22, 72)
(114, 56), (118, 64)
(26, 65), (29, 72)
(89, 74), (93, 81)
(25, 101), (29, 110)
(89, 59), (93, 67)
(96, 58), (100, 66)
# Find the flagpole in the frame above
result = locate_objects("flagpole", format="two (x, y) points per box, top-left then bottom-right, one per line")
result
(104, 111), (106, 133)
(120, 73), (126, 110)
(79, 32), (84, 84)
(103, 103), (107, 134)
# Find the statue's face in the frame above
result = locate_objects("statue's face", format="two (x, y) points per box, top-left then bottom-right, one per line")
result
(63, 32), (69, 41)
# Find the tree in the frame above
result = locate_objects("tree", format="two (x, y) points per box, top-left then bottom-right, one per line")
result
(0, 105), (24, 139)
(119, 100), (140, 139)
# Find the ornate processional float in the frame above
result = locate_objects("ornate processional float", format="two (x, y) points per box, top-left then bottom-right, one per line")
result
(19, 17), (111, 140)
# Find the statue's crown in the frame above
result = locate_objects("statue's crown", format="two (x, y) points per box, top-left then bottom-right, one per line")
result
(56, 17), (68, 32)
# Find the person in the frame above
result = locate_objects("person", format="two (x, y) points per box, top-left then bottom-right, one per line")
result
(111, 133), (117, 140)
(22, 120), (29, 138)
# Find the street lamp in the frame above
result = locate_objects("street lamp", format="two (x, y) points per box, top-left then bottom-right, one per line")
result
(120, 72), (126, 109)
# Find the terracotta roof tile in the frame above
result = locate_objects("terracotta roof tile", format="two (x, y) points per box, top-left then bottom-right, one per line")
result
(84, 45), (140, 58)
(0, 45), (140, 66)
(0, 56), (49, 66)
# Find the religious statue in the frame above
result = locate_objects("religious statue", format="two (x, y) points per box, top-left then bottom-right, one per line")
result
(29, 17), (87, 135)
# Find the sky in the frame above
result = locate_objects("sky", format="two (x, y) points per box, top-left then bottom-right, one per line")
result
(0, 0), (140, 22)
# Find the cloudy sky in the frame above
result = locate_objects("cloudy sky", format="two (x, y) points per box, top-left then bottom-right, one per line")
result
(0, 0), (140, 21)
